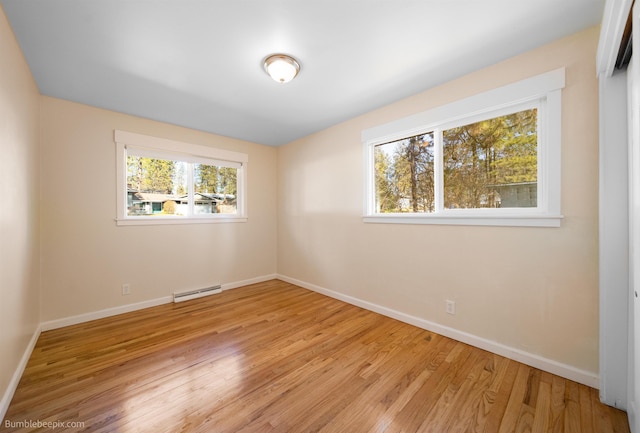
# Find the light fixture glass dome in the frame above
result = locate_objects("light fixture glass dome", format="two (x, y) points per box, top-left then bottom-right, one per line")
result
(263, 54), (300, 84)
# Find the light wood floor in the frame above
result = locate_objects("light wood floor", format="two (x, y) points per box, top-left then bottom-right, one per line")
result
(3, 280), (630, 433)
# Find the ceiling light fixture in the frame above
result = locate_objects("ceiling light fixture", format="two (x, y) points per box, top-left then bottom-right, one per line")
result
(263, 54), (300, 84)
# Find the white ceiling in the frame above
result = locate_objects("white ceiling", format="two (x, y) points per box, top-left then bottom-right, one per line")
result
(1, 0), (604, 146)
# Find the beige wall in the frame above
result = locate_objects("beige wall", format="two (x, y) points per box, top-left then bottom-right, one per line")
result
(0, 5), (41, 406)
(39, 97), (278, 321)
(277, 27), (600, 374)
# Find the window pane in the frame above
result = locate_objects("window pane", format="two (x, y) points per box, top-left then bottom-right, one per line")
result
(443, 109), (537, 209)
(126, 156), (187, 216)
(374, 132), (435, 213)
(193, 163), (238, 214)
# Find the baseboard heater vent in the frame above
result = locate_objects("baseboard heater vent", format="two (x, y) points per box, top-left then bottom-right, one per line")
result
(173, 285), (222, 303)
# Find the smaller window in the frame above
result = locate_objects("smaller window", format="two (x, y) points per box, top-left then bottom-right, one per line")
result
(363, 68), (565, 227)
(115, 131), (248, 225)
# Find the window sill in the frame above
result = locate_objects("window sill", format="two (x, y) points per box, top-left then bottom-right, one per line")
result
(116, 216), (248, 226)
(362, 214), (563, 227)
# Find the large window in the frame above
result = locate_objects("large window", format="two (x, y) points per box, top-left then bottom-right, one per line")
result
(115, 131), (247, 225)
(363, 69), (564, 227)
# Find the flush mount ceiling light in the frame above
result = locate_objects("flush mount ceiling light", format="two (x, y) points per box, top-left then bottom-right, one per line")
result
(263, 54), (300, 84)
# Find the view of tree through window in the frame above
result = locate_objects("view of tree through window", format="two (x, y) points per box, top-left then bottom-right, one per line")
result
(443, 109), (537, 209)
(374, 132), (435, 213)
(373, 108), (537, 213)
(194, 164), (237, 197)
(126, 156), (238, 216)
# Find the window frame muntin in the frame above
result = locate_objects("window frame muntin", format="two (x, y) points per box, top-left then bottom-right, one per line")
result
(115, 130), (248, 226)
(362, 68), (564, 227)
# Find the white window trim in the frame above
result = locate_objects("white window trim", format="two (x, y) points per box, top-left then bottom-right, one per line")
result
(115, 130), (248, 226)
(362, 68), (565, 228)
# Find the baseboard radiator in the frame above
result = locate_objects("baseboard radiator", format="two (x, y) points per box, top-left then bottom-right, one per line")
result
(173, 284), (222, 303)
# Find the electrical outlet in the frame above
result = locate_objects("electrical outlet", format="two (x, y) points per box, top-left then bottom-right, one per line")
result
(445, 300), (456, 315)
(122, 283), (131, 295)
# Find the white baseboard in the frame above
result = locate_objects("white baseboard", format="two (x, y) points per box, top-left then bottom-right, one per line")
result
(222, 274), (278, 291)
(41, 274), (278, 332)
(40, 296), (173, 331)
(1, 324), (41, 423)
(276, 274), (599, 389)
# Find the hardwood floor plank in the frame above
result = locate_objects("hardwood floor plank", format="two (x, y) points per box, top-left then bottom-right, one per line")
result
(579, 383), (596, 433)
(548, 375), (566, 433)
(564, 380), (582, 433)
(445, 354), (505, 433)
(531, 381), (551, 433)
(479, 358), (520, 433)
(369, 346), (444, 432)
(498, 363), (532, 433)
(415, 348), (495, 433)
(315, 330), (434, 432)
(1, 280), (630, 433)
(383, 340), (471, 433)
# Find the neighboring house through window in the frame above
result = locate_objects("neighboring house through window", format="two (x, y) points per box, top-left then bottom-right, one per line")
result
(115, 130), (248, 225)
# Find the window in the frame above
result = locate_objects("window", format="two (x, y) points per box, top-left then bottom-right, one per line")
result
(363, 68), (565, 227)
(115, 130), (247, 225)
